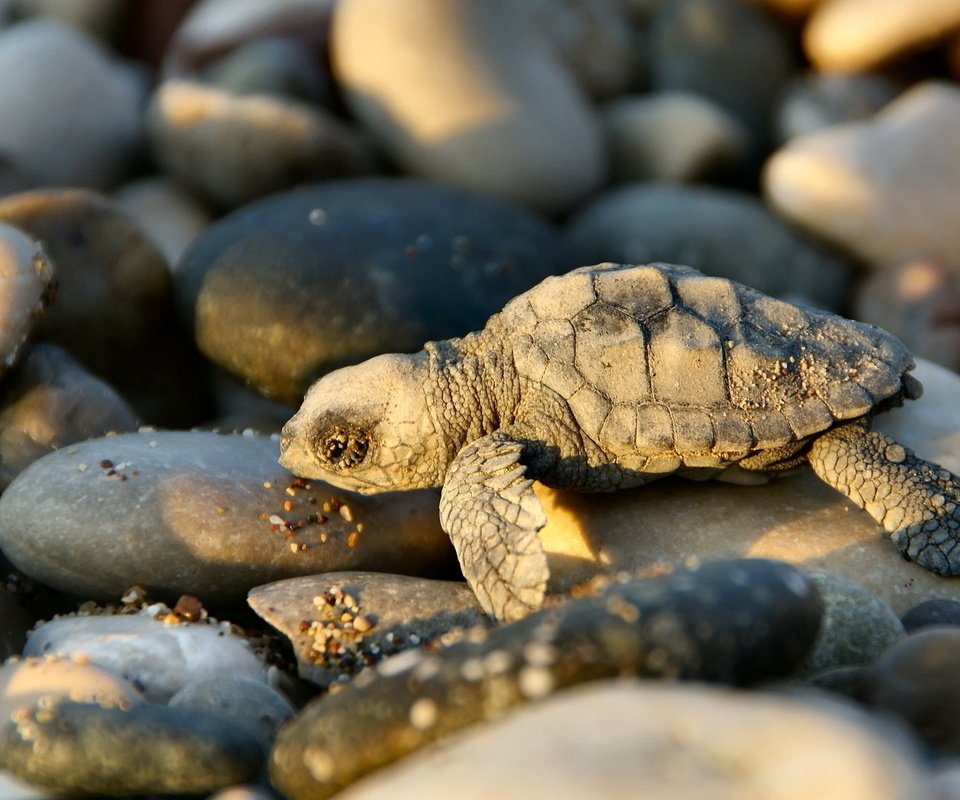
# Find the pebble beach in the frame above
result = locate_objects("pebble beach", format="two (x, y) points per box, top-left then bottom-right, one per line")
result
(2, 0), (960, 797)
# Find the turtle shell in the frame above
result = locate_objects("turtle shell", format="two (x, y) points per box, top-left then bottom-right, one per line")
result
(500, 262), (915, 469)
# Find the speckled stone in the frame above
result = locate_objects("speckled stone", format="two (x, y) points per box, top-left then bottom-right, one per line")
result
(0, 701), (263, 796)
(23, 612), (269, 703)
(0, 431), (452, 603)
(332, 0), (606, 213)
(0, 20), (143, 189)
(804, 0), (960, 71)
(169, 676), (294, 751)
(536, 358), (960, 617)
(0, 344), (138, 490)
(0, 188), (211, 426)
(248, 572), (487, 687)
(561, 184), (851, 310)
(0, 223), (54, 382)
(803, 571), (905, 674)
(865, 628), (960, 754)
(270, 559), (822, 799)
(901, 599), (960, 632)
(329, 682), (929, 800)
(175, 179), (563, 403)
(147, 80), (375, 208)
(765, 82), (960, 273)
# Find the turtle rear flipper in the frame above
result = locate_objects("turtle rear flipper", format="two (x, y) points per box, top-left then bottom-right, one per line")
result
(808, 420), (960, 574)
(440, 432), (548, 621)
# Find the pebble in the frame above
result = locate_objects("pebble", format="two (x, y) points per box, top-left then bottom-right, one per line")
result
(601, 92), (748, 183)
(864, 627), (960, 754)
(0, 20), (143, 189)
(537, 358), (960, 616)
(248, 572), (487, 687)
(270, 559), (823, 799)
(147, 79), (375, 208)
(804, 0), (960, 71)
(561, 184), (851, 310)
(331, 0), (606, 213)
(649, 0), (795, 155)
(803, 571), (905, 675)
(0, 656), (142, 722)
(901, 599), (960, 632)
(764, 81), (960, 273)
(329, 681), (929, 800)
(169, 675), (295, 751)
(0, 344), (139, 490)
(22, 611), (269, 703)
(0, 701), (264, 796)
(0, 188), (209, 427)
(0, 430), (452, 603)
(175, 179), (563, 403)
(0, 223), (54, 381)
(775, 71), (902, 143)
(854, 261), (960, 374)
(112, 177), (213, 269)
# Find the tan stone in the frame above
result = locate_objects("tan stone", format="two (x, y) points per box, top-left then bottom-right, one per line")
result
(764, 82), (960, 272)
(539, 359), (960, 614)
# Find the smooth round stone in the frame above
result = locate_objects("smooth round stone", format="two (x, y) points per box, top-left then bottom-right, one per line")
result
(328, 682), (928, 800)
(23, 612), (269, 703)
(112, 177), (213, 269)
(515, 0), (640, 99)
(0, 771), (55, 800)
(0, 431), (452, 603)
(202, 37), (331, 102)
(649, 0), (794, 151)
(865, 628), (960, 753)
(775, 72), (902, 143)
(270, 560), (822, 799)
(176, 179), (562, 403)
(0, 701), (263, 796)
(804, 0), (960, 71)
(0, 188), (210, 426)
(0, 344), (139, 490)
(0, 431), (451, 603)
(764, 82), (960, 273)
(169, 676), (294, 750)
(0, 591), (32, 661)
(331, 0), (606, 213)
(248, 572), (487, 687)
(0, 223), (54, 380)
(0, 20), (142, 189)
(537, 358), (960, 617)
(561, 184), (850, 310)
(148, 80), (375, 208)
(902, 599), (960, 632)
(854, 261), (960, 374)
(602, 92), (748, 183)
(163, 0), (334, 78)
(803, 571), (904, 674)
(0, 656), (142, 721)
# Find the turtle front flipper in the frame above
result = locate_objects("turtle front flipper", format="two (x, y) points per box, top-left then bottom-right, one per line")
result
(440, 433), (548, 621)
(808, 420), (960, 574)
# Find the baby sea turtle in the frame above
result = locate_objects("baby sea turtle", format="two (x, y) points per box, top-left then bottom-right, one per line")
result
(280, 262), (959, 621)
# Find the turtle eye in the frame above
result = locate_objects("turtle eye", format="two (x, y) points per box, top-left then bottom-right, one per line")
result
(317, 427), (369, 470)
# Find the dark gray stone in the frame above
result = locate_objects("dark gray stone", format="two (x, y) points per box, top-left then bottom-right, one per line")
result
(901, 599), (960, 632)
(0, 701), (263, 796)
(0, 431), (452, 603)
(561, 184), (852, 310)
(270, 559), (822, 800)
(248, 572), (488, 687)
(175, 179), (563, 403)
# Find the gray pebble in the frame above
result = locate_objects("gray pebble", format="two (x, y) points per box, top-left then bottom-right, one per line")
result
(902, 599), (960, 633)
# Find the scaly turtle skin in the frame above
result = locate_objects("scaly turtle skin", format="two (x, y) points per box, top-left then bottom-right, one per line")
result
(280, 262), (959, 621)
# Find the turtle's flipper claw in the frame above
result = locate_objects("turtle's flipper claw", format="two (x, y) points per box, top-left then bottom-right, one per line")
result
(440, 433), (547, 621)
(809, 421), (960, 575)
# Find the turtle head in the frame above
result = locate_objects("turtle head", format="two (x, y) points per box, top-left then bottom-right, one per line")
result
(279, 352), (446, 493)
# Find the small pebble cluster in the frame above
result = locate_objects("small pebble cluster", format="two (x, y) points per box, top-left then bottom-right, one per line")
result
(0, 0), (957, 798)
